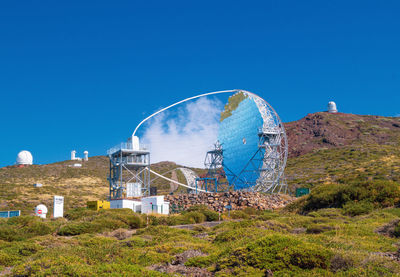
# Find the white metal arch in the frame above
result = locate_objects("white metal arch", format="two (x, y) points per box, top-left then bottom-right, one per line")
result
(132, 89), (239, 136)
(132, 89), (288, 193)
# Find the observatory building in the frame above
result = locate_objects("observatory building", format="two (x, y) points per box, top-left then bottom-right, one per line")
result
(16, 150), (33, 166)
(328, 101), (338, 113)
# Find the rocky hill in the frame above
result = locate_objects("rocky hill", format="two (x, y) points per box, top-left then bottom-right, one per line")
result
(283, 112), (400, 191)
(285, 112), (400, 157)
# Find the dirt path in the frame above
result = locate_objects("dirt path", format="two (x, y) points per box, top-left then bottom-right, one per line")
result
(170, 170), (179, 193)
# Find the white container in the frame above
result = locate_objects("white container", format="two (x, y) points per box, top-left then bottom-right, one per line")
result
(141, 196), (169, 215)
(110, 199), (141, 213)
(110, 199), (134, 210)
(127, 183), (142, 197)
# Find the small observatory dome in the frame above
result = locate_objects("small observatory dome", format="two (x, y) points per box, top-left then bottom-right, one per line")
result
(16, 150), (33, 165)
(328, 101), (338, 113)
(34, 204), (48, 219)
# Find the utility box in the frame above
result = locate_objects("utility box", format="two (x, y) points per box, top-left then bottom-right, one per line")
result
(295, 188), (310, 197)
(87, 201), (110, 211)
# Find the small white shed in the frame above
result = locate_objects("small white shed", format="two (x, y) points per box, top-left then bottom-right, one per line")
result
(110, 199), (141, 213)
(141, 196), (169, 215)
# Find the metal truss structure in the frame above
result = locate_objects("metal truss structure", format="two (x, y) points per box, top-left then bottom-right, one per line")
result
(107, 143), (150, 199)
(196, 142), (233, 193)
(228, 127), (288, 193)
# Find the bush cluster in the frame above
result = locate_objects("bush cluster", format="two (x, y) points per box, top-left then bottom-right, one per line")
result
(0, 216), (56, 242)
(146, 205), (219, 226)
(302, 180), (400, 213)
(186, 205), (220, 221)
(58, 209), (144, 236)
(217, 233), (333, 272)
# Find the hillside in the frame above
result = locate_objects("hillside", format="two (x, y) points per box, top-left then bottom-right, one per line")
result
(284, 112), (400, 191)
(0, 158), (186, 215)
(285, 112), (400, 157)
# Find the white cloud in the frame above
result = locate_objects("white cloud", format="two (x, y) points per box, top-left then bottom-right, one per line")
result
(141, 97), (223, 168)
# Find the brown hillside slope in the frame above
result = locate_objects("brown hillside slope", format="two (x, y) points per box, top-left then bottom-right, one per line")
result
(0, 158), (184, 215)
(285, 112), (400, 157)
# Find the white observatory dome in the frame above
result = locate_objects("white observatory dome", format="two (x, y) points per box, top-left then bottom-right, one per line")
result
(16, 150), (33, 165)
(34, 204), (48, 218)
(328, 101), (338, 113)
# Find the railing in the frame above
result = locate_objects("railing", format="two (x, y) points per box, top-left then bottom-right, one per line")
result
(107, 142), (148, 155)
(258, 127), (282, 135)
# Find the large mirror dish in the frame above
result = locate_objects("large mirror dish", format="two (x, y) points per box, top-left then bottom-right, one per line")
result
(218, 90), (287, 192)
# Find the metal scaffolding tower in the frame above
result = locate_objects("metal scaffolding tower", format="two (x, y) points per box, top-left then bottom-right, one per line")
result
(107, 142), (150, 199)
(196, 142), (232, 192)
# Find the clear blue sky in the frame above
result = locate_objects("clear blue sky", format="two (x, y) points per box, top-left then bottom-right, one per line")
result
(0, 0), (399, 167)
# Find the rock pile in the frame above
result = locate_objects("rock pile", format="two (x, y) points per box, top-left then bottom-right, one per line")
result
(165, 191), (294, 212)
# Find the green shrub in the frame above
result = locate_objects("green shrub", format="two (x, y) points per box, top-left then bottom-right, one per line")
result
(121, 214), (143, 229)
(242, 207), (262, 216)
(0, 252), (13, 266)
(342, 201), (374, 216)
(16, 242), (42, 256)
(393, 223), (400, 238)
(57, 222), (96, 236)
(308, 208), (343, 218)
(184, 211), (206, 224)
(302, 180), (400, 212)
(306, 224), (334, 234)
(92, 218), (128, 230)
(201, 209), (219, 221)
(218, 233), (332, 272)
(0, 216), (55, 241)
(64, 208), (97, 220)
(229, 210), (250, 219)
(186, 205), (219, 221)
(185, 255), (215, 268)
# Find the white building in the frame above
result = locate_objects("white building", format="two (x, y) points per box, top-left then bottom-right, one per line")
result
(328, 101), (338, 113)
(141, 196), (169, 215)
(83, 151), (89, 161)
(16, 150), (33, 166)
(110, 199), (142, 213)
